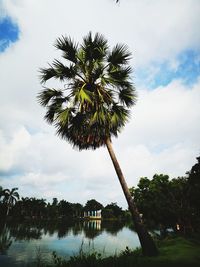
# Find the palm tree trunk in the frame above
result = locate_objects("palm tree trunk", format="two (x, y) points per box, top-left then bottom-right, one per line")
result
(105, 138), (158, 256)
(6, 196), (11, 217)
(6, 205), (10, 216)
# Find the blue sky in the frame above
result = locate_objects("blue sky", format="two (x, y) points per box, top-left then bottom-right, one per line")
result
(0, 0), (199, 208)
(135, 49), (200, 89)
(0, 16), (19, 52)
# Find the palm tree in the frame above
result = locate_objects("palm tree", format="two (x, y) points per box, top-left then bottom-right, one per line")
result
(0, 186), (3, 201)
(38, 32), (158, 256)
(2, 188), (19, 216)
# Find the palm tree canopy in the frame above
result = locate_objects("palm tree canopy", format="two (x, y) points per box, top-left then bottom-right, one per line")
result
(3, 188), (19, 205)
(38, 32), (136, 150)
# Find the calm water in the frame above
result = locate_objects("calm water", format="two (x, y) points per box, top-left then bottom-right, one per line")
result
(0, 220), (140, 266)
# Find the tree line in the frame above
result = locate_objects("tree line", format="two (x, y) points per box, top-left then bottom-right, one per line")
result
(0, 191), (125, 221)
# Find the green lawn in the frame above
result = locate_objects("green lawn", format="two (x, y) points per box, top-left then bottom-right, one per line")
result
(134, 237), (200, 267)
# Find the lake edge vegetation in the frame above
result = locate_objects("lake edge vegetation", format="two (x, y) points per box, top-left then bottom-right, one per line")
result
(31, 236), (200, 267)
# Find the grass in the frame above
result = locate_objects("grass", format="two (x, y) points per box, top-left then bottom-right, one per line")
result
(35, 236), (200, 267)
(147, 237), (200, 267)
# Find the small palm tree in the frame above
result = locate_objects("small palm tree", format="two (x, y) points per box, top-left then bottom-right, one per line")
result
(0, 186), (3, 200)
(38, 32), (158, 256)
(2, 188), (19, 216)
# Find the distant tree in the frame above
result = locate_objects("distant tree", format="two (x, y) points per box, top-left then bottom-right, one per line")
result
(38, 32), (158, 256)
(0, 186), (4, 216)
(52, 198), (58, 206)
(15, 197), (47, 218)
(103, 202), (123, 218)
(72, 203), (83, 217)
(2, 188), (19, 216)
(102, 208), (115, 219)
(187, 156), (200, 230)
(84, 199), (103, 211)
(58, 200), (73, 217)
(0, 186), (3, 199)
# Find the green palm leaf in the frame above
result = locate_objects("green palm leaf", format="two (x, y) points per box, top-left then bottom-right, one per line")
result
(55, 36), (77, 63)
(37, 89), (63, 107)
(39, 67), (57, 83)
(118, 87), (136, 107)
(52, 60), (76, 80)
(107, 44), (131, 66)
(82, 32), (108, 62)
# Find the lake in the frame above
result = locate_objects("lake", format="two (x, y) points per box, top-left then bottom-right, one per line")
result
(0, 220), (140, 266)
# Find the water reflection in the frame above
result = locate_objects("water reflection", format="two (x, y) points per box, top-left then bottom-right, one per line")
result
(10, 224), (42, 241)
(0, 226), (12, 255)
(0, 220), (139, 257)
(0, 219), (141, 267)
(102, 220), (125, 236)
(0, 219), (127, 250)
(82, 220), (102, 239)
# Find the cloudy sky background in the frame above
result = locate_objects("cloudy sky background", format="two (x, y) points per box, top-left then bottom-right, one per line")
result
(0, 0), (199, 208)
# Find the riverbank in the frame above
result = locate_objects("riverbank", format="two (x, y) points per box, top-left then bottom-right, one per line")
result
(39, 236), (200, 267)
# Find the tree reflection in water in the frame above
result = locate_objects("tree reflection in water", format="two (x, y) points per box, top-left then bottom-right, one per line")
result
(0, 226), (12, 255)
(10, 224), (42, 241)
(83, 220), (102, 239)
(102, 220), (124, 236)
(0, 219), (126, 246)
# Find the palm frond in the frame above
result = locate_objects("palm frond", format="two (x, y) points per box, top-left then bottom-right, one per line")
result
(39, 67), (57, 83)
(118, 87), (137, 107)
(44, 108), (56, 124)
(93, 32), (108, 54)
(55, 36), (77, 63)
(44, 101), (63, 124)
(107, 44), (131, 66)
(52, 59), (76, 81)
(112, 104), (130, 125)
(91, 65), (104, 82)
(81, 32), (108, 62)
(109, 66), (132, 81)
(79, 87), (92, 104)
(37, 88), (63, 107)
(57, 107), (72, 127)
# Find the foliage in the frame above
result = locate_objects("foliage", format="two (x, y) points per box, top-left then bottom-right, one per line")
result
(130, 155), (200, 234)
(84, 199), (103, 211)
(0, 187), (19, 216)
(0, 189), (127, 221)
(187, 156), (200, 224)
(102, 202), (123, 219)
(38, 32), (136, 150)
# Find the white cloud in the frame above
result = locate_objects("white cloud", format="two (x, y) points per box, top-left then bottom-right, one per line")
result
(0, 127), (31, 171)
(1, 0), (200, 67)
(19, 172), (69, 187)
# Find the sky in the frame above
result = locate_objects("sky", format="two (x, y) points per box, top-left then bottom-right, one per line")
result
(0, 0), (200, 208)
